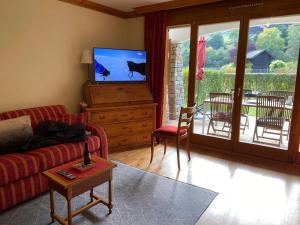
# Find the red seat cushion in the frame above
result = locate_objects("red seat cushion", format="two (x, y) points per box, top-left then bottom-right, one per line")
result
(0, 153), (40, 186)
(154, 125), (187, 136)
(26, 135), (101, 171)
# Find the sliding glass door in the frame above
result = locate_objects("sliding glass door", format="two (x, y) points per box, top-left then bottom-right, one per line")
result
(235, 15), (300, 161)
(189, 20), (242, 150)
(194, 21), (240, 138)
(166, 12), (300, 162)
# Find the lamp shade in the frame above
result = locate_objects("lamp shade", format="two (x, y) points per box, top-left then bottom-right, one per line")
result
(81, 49), (93, 64)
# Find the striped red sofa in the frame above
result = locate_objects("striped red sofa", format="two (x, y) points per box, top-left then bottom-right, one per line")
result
(0, 105), (108, 212)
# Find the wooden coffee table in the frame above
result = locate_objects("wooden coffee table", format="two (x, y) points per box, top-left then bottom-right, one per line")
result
(43, 155), (117, 225)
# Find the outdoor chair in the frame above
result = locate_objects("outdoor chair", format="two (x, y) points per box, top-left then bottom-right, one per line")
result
(267, 91), (294, 139)
(253, 96), (286, 147)
(230, 89), (251, 133)
(150, 104), (196, 170)
(207, 93), (233, 138)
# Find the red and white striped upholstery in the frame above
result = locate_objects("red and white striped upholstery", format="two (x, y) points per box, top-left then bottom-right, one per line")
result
(0, 153), (40, 186)
(0, 105), (109, 212)
(0, 173), (47, 211)
(27, 135), (101, 171)
(60, 112), (88, 125)
(2, 105), (67, 130)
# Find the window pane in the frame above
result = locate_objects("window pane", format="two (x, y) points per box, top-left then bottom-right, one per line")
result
(239, 15), (300, 149)
(194, 21), (240, 140)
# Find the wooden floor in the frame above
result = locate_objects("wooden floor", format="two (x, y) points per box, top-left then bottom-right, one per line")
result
(110, 144), (300, 225)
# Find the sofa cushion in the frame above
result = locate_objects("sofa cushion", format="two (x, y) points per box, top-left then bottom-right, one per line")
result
(26, 135), (101, 171)
(60, 112), (88, 125)
(0, 114), (4, 121)
(0, 116), (33, 154)
(0, 153), (40, 186)
(2, 105), (67, 130)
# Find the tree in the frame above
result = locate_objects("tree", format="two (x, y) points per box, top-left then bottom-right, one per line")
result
(256, 27), (285, 60)
(207, 33), (224, 49)
(285, 25), (300, 61)
(205, 47), (230, 68)
(269, 60), (287, 73)
(181, 40), (190, 67)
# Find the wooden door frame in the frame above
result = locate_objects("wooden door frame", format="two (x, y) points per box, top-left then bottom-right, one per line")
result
(290, 48), (300, 163)
(166, 0), (300, 163)
(233, 12), (300, 162)
(188, 16), (243, 151)
(190, 13), (300, 162)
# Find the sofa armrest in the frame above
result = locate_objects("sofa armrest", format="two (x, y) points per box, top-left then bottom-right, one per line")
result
(85, 123), (108, 159)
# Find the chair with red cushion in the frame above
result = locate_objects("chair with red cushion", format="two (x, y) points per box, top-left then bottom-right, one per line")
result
(150, 104), (196, 170)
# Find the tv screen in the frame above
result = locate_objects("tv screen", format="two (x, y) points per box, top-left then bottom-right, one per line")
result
(93, 48), (147, 82)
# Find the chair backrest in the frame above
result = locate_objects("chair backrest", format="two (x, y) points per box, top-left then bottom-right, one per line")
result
(256, 95), (285, 127)
(209, 93), (233, 119)
(269, 90), (294, 101)
(177, 103), (196, 135)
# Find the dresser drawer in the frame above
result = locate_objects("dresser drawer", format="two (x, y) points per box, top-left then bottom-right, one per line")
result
(103, 120), (154, 137)
(89, 107), (154, 124)
(108, 132), (151, 148)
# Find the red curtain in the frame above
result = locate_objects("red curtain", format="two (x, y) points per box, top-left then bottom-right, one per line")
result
(144, 11), (167, 128)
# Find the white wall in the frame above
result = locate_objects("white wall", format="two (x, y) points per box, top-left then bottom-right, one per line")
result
(0, 0), (144, 112)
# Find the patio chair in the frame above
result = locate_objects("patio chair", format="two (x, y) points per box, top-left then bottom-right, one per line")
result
(253, 96), (286, 147)
(268, 91), (294, 139)
(207, 93), (233, 138)
(150, 104), (196, 170)
(230, 89), (251, 133)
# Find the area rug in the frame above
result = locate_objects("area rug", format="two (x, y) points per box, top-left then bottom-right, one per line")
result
(0, 162), (218, 225)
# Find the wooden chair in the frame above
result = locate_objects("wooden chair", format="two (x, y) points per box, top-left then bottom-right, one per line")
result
(268, 91), (294, 138)
(207, 93), (233, 138)
(231, 89), (251, 133)
(253, 96), (285, 146)
(150, 104), (196, 170)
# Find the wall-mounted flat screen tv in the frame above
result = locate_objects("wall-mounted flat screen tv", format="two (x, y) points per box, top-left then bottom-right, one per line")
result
(93, 48), (147, 82)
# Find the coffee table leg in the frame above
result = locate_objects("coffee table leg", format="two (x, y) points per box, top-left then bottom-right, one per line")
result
(90, 189), (94, 202)
(108, 179), (112, 214)
(49, 189), (55, 223)
(67, 199), (72, 225)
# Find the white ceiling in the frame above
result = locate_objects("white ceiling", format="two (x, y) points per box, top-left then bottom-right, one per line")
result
(89, 0), (169, 12)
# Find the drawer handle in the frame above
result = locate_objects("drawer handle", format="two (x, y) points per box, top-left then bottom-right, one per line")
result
(142, 136), (148, 139)
(121, 139), (128, 142)
(121, 114), (128, 117)
(122, 126), (129, 130)
(142, 112), (148, 115)
(98, 116), (105, 119)
(142, 124), (148, 127)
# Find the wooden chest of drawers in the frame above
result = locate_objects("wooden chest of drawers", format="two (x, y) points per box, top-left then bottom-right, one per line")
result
(87, 104), (156, 152)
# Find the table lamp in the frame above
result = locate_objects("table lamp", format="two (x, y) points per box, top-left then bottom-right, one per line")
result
(81, 49), (93, 80)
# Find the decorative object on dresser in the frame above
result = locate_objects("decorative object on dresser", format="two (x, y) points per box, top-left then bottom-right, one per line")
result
(80, 49), (93, 81)
(84, 83), (157, 152)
